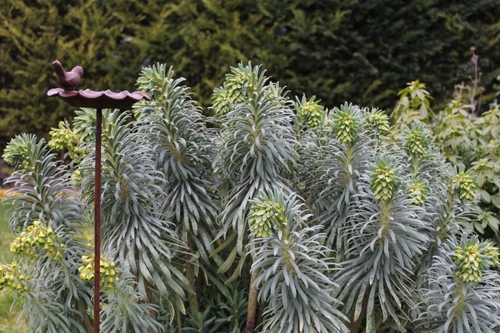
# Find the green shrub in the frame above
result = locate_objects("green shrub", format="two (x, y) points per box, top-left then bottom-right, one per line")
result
(392, 49), (500, 241)
(1, 63), (500, 333)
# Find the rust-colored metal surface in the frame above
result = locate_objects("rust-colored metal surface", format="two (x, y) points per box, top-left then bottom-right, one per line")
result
(47, 88), (150, 110)
(93, 109), (102, 333)
(47, 60), (150, 333)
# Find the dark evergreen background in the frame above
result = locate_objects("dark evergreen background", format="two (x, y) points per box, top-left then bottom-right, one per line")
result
(1, 0), (500, 154)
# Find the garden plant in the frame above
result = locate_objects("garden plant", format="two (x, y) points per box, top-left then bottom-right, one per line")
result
(391, 49), (500, 243)
(1, 62), (500, 332)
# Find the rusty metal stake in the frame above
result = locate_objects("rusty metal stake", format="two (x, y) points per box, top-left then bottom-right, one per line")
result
(93, 109), (102, 333)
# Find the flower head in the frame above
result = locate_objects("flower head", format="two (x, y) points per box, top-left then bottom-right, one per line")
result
(298, 99), (324, 128)
(2, 136), (31, 171)
(212, 63), (259, 115)
(403, 123), (430, 157)
(331, 103), (361, 144)
(10, 221), (66, 262)
(369, 157), (400, 202)
(0, 262), (30, 293)
(249, 191), (289, 238)
(409, 178), (427, 206)
(451, 170), (478, 201)
(453, 236), (498, 283)
(365, 108), (390, 135)
(78, 254), (119, 293)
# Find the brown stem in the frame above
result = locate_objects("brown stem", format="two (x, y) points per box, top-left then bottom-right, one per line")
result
(185, 242), (199, 312)
(348, 290), (369, 333)
(79, 302), (94, 333)
(245, 268), (260, 333)
(256, 299), (265, 328)
(144, 279), (156, 319)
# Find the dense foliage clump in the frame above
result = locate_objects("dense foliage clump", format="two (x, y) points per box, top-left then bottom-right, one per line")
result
(392, 51), (500, 241)
(2, 63), (500, 333)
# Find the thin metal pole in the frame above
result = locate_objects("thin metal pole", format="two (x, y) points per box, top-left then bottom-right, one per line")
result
(94, 109), (102, 333)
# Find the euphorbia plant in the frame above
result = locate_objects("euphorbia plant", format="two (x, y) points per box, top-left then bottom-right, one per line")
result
(1, 62), (499, 333)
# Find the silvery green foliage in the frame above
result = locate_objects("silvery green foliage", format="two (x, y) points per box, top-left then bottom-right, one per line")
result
(162, 280), (249, 333)
(3, 135), (93, 332)
(23, 289), (83, 333)
(101, 269), (163, 333)
(135, 64), (218, 262)
(134, 64), (229, 328)
(298, 104), (375, 250)
(213, 63), (297, 258)
(416, 236), (500, 332)
(416, 160), (477, 277)
(79, 109), (188, 318)
(335, 153), (430, 332)
(250, 189), (348, 333)
(293, 94), (325, 129)
(3, 134), (90, 233)
(293, 102), (493, 332)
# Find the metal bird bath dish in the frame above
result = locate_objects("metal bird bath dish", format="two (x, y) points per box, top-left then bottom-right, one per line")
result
(47, 60), (150, 333)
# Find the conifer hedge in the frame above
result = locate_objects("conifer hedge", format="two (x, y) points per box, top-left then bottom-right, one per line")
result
(1, 0), (499, 154)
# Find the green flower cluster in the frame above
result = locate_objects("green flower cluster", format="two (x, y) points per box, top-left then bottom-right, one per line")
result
(78, 255), (119, 293)
(370, 159), (399, 202)
(48, 121), (74, 151)
(365, 109), (390, 135)
(48, 121), (85, 162)
(332, 107), (359, 144)
(248, 200), (286, 238)
(453, 237), (499, 283)
(404, 124), (429, 157)
(409, 179), (427, 206)
(71, 170), (83, 186)
(333, 113), (358, 143)
(451, 171), (478, 201)
(484, 243), (500, 267)
(298, 100), (324, 128)
(266, 82), (288, 109)
(0, 262), (30, 293)
(78, 255), (94, 282)
(212, 87), (234, 116)
(10, 221), (66, 261)
(212, 64), (256, 115)
(2, 139), (31, 171)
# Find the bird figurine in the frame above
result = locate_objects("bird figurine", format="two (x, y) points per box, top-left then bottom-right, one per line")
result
(51, 60), (84, 91)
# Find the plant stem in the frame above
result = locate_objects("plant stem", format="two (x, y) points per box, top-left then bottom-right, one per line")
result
(80, 301), (94, 333)
(245, 268), (260, 333)
(176, 307), (182, 333)
(145, 279), (155, 319)
(256, 299), (265, 329)
(185, 244), (199, 312)
(411, 157), (419, 175)
(348, 289), (369, 333)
